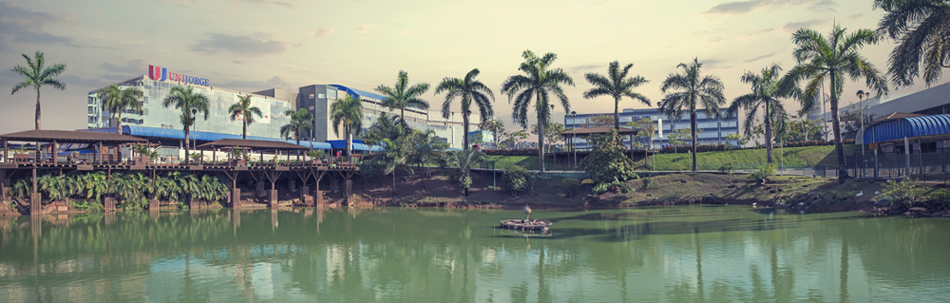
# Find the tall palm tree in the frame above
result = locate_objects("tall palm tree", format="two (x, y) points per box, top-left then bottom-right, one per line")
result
(501, 50), (575, 172)
(376, 70), (430, 123)
(97, 84), (144, 134)
(436, 68), (495, 150)
(162, 86), (210, 165)
(659, 58), (726, 172)
(228, 94), (263, 140)
(727, 64), (797, 165)
(330, 95), (364, 157)
(785, 24), (888, 181)
(280, 108), (313, 161)
(584, 61), (651, 130)
(10, 51), (66, 130)
(874, 0), (950, 87)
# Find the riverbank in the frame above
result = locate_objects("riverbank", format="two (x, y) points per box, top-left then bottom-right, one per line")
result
(352, 169), (950, 217)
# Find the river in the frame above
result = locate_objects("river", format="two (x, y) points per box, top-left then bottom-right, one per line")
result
(0, 205), (948, 302)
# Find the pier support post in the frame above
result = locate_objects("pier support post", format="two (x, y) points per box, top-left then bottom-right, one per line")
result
(104, 196), (116, 212)
(289, 179), (297, 192)
(232, 188), (242, 208)
(345, 179), (352, 205)
(300, 185), (310, 204)
(269, 189), (278, 206)
(30, 192), (41, 216)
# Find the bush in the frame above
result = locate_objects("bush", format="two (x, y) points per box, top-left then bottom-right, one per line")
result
(70, 200), (103, 211)
(881, 178), (925, 208)
(718, 161), (737, 175)
(561, 178), (581, 197)
(592, 180), (633, 194)
(748, 164), (776, 181)
(501, 165), (529, 195)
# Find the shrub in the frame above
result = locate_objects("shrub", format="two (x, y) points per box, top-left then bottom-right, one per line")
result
(70, 200), (104, 211)
(642, 177), (653, 189)
(580, 130), (638, 184)
(593, 180), (633, 195)
(881, 178), (925, 208)
(561, 178), (581, 197)
(718, 161), (737, 175)
(501, 165), (529, 195)
(748, 164), (776, 181)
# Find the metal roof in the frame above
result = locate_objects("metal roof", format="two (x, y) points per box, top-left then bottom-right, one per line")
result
(325, 140), (380, 151)
(329, 84), (387, 101)
(83, 126), (332, 149)
(0, 129), (148, 144)
(196, 139), (311, 150)
(863, 114), (950, 144)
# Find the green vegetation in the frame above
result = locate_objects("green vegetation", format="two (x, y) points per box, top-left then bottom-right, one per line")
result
(10, 51), (66, 130)
(583, 60), (651, 130)
(785, 24), (888, 181)
(330, 94), (363, 156)
(748, 164), (777, 181)
(880, 178), (926, 207)
(561, 178), (581, 197)
(162, 85), (210, 165)
(874, 0), (950, 87)
(435, 68), (494, 150)
(281, 108), (313, 160)
(727, 63), (797, 165)
(97, 84), (144, 135)
(501, 50), (575, 172)
(228, 94), (263, 140)
(659, 58), (726, 172)
(501, 165), (529, 195)
(581, 130), (638, 188)
(376, 70), (430, 122)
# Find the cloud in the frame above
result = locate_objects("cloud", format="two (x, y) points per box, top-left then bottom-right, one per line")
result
(101, 60), (149, 74)
(782, 19), (826, 32)
(190, 34), (286, 55)
(569, 64), (602, 74)
(742, 53), (775, 63)
(0, 2), (77, 50)
(844, 13), (862, 21)
(355, 24), (375, 33)
(704, 0), (837, 15)
(743, 28), (774, 38)
(233, 60), (243, 64)
(315, 28), (334, 37)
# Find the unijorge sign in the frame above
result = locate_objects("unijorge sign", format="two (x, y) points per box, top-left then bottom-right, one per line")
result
(148, 65), (209, 86)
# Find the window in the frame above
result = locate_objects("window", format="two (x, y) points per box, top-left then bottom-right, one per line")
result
(143, 109), (148, 116)
(327, 89), (337, 100)
(87, 106), (95, 114)
(318, 93), (326, 99)
(309, 93), (315, 100)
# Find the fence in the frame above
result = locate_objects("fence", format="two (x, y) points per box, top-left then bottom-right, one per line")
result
(848, 152), (950, 181)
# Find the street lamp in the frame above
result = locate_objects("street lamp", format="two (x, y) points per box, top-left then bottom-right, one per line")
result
(857, 90), (868, 178)
(191, 109), (198, 151)
(571, 111), (577, 170)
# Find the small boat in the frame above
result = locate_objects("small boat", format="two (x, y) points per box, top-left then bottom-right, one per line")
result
(499, 218), (552, 231)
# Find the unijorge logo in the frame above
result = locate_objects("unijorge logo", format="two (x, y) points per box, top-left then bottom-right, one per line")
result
(148, 65), (209, 86)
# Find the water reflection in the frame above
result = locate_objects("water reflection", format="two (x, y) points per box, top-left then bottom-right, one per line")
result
(0, 206), (949, 302)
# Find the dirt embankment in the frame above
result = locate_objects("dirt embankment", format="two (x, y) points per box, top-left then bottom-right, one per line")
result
(350, 169), (950, 217)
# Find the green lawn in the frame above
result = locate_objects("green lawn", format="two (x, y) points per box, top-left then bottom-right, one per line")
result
(477, 144), (858, 172)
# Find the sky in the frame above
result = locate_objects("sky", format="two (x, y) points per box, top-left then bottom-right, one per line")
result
(1, 0), (948, 135)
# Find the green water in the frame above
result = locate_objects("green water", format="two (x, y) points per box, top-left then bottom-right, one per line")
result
(1, 205), (949, 302)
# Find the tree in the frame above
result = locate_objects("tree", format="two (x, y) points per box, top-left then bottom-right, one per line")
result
(667, 127), (692, 162)
(785, 24), (889, 181)
(531, 122), (567, 165)
(382, 135), (411, 200)
(10, 51), (66, 130)
(585, 114), (615, 128)
(501, 50), (575, 172)
(330, 95), (364, 157)
(727, 64), (796, 164)
(628, 118), (656, 164)
(362, 112), (406, 148)
(445, 149), (486, 195)
(162, 86), (209, 165)
(97, 84), (144, 135)
(280, 108), (313, 161)
(874, 0), (950, 87)
(479, 118), (506, 147)
(583, 61), (651, 130)
(436, 68), (495, 150)
(500, 130), (529, 149)
(376, 70), (430, 123)
(228, 94), (263, 140)
(840, 103), (876, 140)
(580, 130), (638, 190)
(724, 132), (745, 148)
(659, 58), (726, 171)
(409, 129), (448, 172)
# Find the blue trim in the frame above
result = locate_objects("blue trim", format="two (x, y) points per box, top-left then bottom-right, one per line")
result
(329, 84), (387, 101)
(864, 114), (950, 143)
(80, 126), (332, 149)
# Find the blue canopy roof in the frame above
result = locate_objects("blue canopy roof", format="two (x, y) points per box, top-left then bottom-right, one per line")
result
(326, 140), (383, 152)
(863, 114), (950, 144)
(329, 84), (387, 101)
(81, 126), (332, 149)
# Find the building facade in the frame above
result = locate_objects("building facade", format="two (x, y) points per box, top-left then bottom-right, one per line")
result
(87, 66), (479, 150)
(564, 108), (740, 149)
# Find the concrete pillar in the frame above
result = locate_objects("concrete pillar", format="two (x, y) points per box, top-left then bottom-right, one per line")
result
(300, 185), (310, 204)
(314, 179), (323, 206)
(189, 197), (198, 210)
(232, 188), (242, 208)
(344, 178), (352, 205)
(269, 189), (278, 206)
(256, 181), (265, 198)
(149, 195), (159, 211)
(104, 196), (116, 212)
(289, 179), (297, 192)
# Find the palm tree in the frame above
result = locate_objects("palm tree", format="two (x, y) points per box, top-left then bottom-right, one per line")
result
(501, 50), (575, 172)
(435, 68), (495, 150)
(280, 108), (313, 161)
(162, 86), (210, 165)
(445, 149), (486, 195)
(785, 24), (888, 181)
(376, 70), (430, 123)
(228, 94), (263, 140)
(727, 64), (797, 165)
(330, 95), (364, 157)
(382, 136), (411, 200)
(584, 61), (651, 130)
(874, 0), (950, 87)
(659, 58), (726, 172)
(97, 84), (144, 134)
(10, 51), (66, 130)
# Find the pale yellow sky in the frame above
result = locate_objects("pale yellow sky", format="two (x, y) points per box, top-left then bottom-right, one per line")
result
(1, 0), (946, 133)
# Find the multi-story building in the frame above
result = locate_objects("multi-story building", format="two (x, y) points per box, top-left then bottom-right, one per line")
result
(564, 108), (740, 149)
(87, 65), (478, 150)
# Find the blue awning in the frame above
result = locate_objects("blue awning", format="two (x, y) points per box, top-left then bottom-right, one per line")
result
(80, 126), (332, 149)
(326, 140), (381, 151)
(864, 114), (950, 144)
